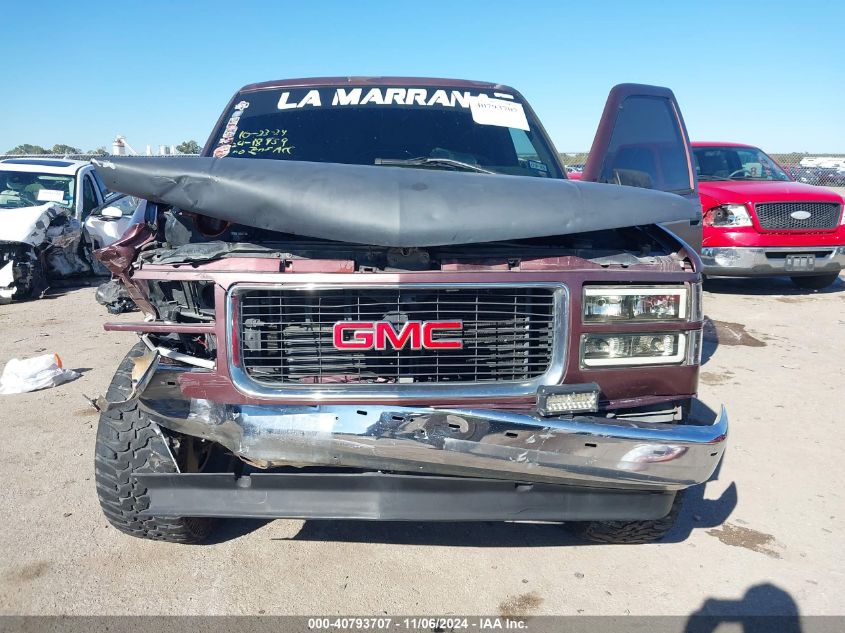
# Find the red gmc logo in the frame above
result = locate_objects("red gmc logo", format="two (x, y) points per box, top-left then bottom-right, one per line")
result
(332, 321), (463, 351)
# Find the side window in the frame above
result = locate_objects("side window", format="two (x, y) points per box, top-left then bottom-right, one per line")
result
(81, 176), (99, 218)
(509, 129), (539, 159)
(92, 170), (111, 199)
(104, 194), (141, 216)
(598, 96), (692, 193)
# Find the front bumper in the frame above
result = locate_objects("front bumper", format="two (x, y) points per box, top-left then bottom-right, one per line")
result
(701, 245), (845, 277)
(139, 371), (728, 492)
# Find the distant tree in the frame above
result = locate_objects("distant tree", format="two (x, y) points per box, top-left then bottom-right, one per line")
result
(86, 147), (109, 156)
(7, 144), (48, 155)
(176, 139), (201, 155)
(51, 143), (82, 154)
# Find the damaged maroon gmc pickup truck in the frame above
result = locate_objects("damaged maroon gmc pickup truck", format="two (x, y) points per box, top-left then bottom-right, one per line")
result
(92, 77), (727, 544)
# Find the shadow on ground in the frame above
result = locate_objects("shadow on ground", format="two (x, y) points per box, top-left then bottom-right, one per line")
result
(37, 277), (104, 301)
(704, 274), (843, 296)
(684, 583), (802, 632)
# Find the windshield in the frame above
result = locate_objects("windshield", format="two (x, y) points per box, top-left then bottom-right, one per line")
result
(207, 86), (564, 178)
(0, 171), (75, 209)
(693, 146), (791, 182)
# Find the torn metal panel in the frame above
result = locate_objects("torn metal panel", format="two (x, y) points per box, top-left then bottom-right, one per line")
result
(94, 222), (157, 274)
(0, 202), (91, 300)
(93, 223), (158, 316)
(0, 203), (62, 245)
(93, 156), (699, 248)
(91, 347), (160, 412)
(43, 218), (89, 277)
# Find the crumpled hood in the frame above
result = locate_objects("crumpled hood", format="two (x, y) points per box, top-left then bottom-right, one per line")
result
(93, 156), (699, 248)
(0, 203), (62, 245)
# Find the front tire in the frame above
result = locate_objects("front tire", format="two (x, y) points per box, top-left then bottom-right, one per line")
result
(790, 273), (840, 290)
(567, 491), (684, 544)
(94, 344), (217, 543)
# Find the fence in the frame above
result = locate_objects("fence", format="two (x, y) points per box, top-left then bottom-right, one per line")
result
(559, 152), (845, 188)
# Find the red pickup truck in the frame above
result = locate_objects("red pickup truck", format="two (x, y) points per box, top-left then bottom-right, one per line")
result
(694, 142), (845, 289)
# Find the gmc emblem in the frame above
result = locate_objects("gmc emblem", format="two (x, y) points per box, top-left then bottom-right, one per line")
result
(332, 320), (463, 351)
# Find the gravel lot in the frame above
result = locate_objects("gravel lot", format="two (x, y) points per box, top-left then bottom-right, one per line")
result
(0, 275), (843, 617)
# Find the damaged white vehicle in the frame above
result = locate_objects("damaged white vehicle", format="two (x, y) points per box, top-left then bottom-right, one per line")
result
(0, 159), (135, 301)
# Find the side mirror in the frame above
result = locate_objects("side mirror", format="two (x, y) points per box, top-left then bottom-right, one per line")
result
(100, 207), (123, 219)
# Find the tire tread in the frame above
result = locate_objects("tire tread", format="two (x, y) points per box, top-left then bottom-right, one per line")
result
(94, 343), (213, 543)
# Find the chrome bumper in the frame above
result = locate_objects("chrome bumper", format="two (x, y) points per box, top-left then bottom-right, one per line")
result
(701, 245), (845, 276)
(139, 376), (727, 492)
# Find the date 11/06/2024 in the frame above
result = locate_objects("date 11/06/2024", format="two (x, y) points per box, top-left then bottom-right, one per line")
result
(307, 617), (527, 630)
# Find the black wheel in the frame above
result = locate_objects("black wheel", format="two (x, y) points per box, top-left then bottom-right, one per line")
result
(789, 273), (840, 290)
(567, 491), (684, 544)
(94, 343), (219, 543)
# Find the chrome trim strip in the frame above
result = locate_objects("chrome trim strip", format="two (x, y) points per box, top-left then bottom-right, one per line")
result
(226, 282), (569, 402)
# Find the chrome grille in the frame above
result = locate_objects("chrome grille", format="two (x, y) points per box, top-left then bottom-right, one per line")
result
(754, 202), (841, 230)
(236, 286), (557, 386)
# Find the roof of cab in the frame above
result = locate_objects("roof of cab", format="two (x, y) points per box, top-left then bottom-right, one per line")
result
(692, 142), (757, 149)
(0, 158), (89, 175)
(238, 76), (517, 94)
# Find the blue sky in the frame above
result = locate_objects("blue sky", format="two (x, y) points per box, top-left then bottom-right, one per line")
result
(2, 1), (843, 153)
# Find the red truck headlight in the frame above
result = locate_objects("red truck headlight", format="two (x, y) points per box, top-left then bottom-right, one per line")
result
(704, 204), (753, 227)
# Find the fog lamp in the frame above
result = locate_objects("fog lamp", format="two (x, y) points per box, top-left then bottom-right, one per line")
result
(537, 383), (600, 416)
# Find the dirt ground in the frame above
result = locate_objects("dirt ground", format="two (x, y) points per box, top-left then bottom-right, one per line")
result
(0, 274), (843, 617)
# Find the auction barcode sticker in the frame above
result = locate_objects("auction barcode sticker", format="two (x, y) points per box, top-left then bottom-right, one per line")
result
(470, 95), (530, 130)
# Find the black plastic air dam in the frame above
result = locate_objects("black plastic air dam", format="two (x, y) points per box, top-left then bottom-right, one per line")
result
(92, 156), (698, 248)
(136, 472), (676, 521)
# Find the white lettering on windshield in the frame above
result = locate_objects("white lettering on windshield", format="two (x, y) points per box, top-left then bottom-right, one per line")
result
(277, 90), (322, 109)
(332, 88), (363, 106)
(276, 87), (527, 130)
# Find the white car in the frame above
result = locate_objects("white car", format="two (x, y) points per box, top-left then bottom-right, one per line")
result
(0, 158), (135, 300)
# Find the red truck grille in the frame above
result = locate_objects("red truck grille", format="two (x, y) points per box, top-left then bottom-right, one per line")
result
(754, 202), (841, 231)
(236, 286), (557, 386)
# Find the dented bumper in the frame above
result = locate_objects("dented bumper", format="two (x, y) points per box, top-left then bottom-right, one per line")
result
(138, 369), (727, 492)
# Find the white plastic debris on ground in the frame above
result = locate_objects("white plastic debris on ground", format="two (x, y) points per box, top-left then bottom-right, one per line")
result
(0, 354), (80, 395)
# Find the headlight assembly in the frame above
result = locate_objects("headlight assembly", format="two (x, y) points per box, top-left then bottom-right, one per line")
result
(704, 204), (753, 227)
(583, 286), (688, 322)
(581, 332), (687, 367)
